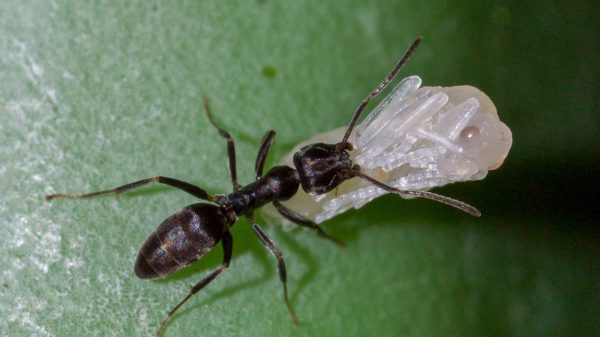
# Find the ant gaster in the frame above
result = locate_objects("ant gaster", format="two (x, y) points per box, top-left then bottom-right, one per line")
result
(46, 37), (479, 337)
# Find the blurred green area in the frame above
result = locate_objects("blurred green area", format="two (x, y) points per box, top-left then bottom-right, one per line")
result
(0, 1), (597, 337)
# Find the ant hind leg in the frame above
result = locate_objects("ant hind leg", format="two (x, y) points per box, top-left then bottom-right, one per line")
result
(154, 230), (233, 337)
(46, 176), (216, 202)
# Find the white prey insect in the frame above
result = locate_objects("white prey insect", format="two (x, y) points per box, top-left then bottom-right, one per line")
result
(265, 75), (512, 224)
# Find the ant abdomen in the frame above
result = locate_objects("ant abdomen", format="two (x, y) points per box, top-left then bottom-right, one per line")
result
(135, 204), (228, 279)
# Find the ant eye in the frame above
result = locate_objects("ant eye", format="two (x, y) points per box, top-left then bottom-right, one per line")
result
(266, 75), (512, 224)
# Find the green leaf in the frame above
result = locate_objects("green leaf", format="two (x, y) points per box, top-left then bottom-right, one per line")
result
(1, 1), (597, 337)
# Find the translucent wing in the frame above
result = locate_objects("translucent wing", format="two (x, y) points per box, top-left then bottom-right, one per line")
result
(264, 76), (512, 225)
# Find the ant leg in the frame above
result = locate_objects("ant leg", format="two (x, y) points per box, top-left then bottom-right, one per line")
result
(255, 130), (276, 179)
(202, 97), (241, 190)
(352, 170), (481, 217)
(341, 37), (422, 143)
(46, 176), (216, 202)
(155, 230), (233, 337)
(273, 201), (345, 247)
(247, 215), (299, 326)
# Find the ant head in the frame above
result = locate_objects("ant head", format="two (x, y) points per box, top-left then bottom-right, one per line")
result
(293, 142), (354, 195)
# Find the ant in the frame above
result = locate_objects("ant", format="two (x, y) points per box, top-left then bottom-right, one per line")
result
(46, 36), (479, 337)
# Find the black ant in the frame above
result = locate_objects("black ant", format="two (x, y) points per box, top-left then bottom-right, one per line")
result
(46, 37), (479, 337)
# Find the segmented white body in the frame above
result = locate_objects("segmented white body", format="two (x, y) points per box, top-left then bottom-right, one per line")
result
(265, 76), (512, 224)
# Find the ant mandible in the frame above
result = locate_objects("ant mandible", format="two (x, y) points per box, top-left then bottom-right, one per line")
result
(46, 36), (479, 337)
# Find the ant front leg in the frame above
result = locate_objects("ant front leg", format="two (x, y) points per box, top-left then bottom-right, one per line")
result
(247, 214), (299, 326)
(155, 230), (233, 337)
(255, 130), (276, 179)
(203, 98), (241, 190)
(273, 201), (345, 247)
(46, 176), (216, 202)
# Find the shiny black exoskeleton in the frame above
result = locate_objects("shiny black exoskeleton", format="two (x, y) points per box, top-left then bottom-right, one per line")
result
(46, 37), (480, 337)
(293, 142), (356, 194)
(134, 165), (299, 279)
(46, 100), (341, 337)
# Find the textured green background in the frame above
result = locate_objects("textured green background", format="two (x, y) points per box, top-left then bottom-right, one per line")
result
(1, 1), (598, 337)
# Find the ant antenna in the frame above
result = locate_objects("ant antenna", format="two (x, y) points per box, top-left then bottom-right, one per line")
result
(352, 170), (481, 217)
(341, 37), (422, 144)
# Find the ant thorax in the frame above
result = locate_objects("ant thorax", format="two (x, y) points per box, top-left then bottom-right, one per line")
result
(265, 75), (512, 224)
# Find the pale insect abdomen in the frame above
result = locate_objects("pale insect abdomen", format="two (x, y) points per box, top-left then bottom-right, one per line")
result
(264, 76), (512, 224)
